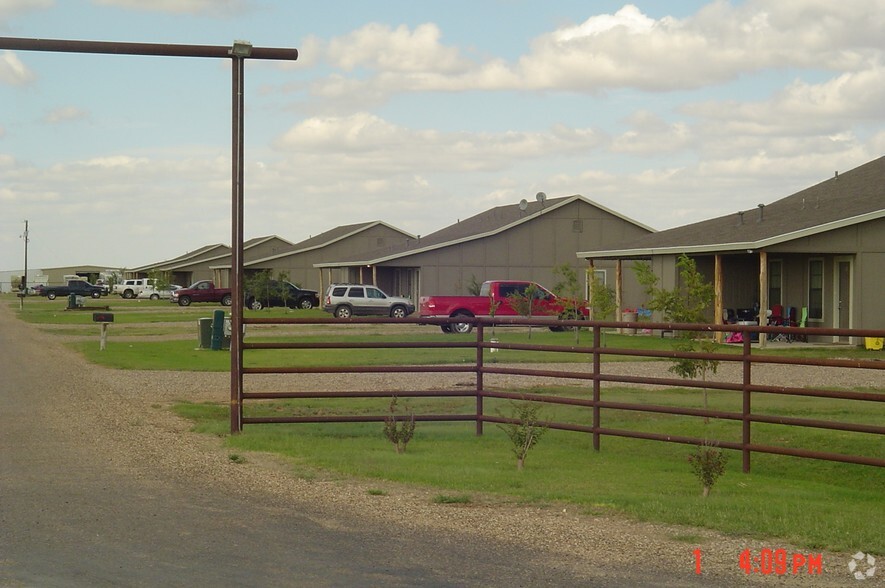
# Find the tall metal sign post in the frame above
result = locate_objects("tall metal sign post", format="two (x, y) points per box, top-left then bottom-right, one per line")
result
(0, 37), (299, 433)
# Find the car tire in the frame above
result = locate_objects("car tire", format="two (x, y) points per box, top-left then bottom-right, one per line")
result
(440, 324), (452, 334)
(92, 291), (102, 299)
(298, 298), (314, 310)
(221, 294), (232, 306)
(123, 290), (135, 299)
(47, 292), (57, 300)
(451, 313), (473, 334)
(178, 296), (192, 307)
(150, 293), (160, 300)
(250, 300), (263, 311)
(390, 305), (407, 319)
(335, 305), (352, 319)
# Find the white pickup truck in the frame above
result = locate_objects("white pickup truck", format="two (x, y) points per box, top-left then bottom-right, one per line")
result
(112, 278), (155, 299)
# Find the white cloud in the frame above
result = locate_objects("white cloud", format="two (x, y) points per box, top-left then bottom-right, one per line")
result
(92, 0), (252, 17)
(0, 0), (53, 24)
(305, 1), (885, 101)
(0, 50), (36, 85)
(43, 106), (90, 124)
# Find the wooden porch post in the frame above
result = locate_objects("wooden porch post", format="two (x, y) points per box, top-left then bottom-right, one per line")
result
(615, 260), (623, 332)
(372, 265), (377, 285)
(587, 259), (595, 319)
(714, 254), (724, 343)
(758, 250), (768, 347)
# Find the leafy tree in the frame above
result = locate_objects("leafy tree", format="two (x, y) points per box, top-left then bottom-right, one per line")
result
(588, 270), (616, 346)
(634, 254), (719, 420)
(244, 269), (274, 310)
(467, 274), (482, 296)
(275, 270), (292, 311)
(506, 283), (546, 339)
(146, 269), (171, 291)
(552, 264), (585, 343)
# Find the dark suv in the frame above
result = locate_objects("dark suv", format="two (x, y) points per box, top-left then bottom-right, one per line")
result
(245, 280), (319, 310)
(323, 284), (415, 319)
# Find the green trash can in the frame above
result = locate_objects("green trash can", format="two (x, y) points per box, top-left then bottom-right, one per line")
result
(198, 317), (213, 349)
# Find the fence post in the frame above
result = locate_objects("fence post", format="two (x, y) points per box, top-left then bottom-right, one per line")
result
(742, 332), (752, 473)
(475, 320), (484, 436)
(592, 324), (601, 451)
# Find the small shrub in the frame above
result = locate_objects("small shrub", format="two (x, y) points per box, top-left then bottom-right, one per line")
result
(228, 453), (246, 464)
(383, 396), (415, 453)
(367, 489), (387, 496)
(688, 442), (729, 497)
(497, 400), (547, 470)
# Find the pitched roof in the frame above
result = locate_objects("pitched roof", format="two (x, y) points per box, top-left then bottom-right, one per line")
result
(578, 155), (885, 259)
(244, 221), (415, 267)
(315, 195), (655, 268)
(130, 243), (230, 272)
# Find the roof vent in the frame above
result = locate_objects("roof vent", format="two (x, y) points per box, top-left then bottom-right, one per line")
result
(835, 170), (839, 179)
(737, 211), (745, 225)
(757, 203), (764, 222)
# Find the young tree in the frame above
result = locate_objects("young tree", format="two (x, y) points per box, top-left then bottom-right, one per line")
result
(506, 283), (545, 339)
(383, 396), (416, 454)
(634, 254), (720, 419)
(245, 270), (274, 310)
(588, 271), (617, 346)
(552, 264), (585, 343)
(467, 274), (482, 296)
(275, 270), (292, 311)
(497, 400), (547, 470)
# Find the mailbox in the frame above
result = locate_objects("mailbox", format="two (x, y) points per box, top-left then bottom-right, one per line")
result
(93, 312), (114, 323)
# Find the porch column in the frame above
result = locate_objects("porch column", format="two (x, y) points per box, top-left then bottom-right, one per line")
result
(615, 260), (623, 332)
(714, 254), (724, 343)
(758, 250), (768, 347)
(587, 259), (595, 319)
(372, 265), (377, 285)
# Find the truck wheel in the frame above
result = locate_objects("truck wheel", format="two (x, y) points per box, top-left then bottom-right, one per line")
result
(390, 305), (407, 319)
(47, 292), (57, 300)
(178, 296), (192, 307)
(440, 324), (452, 334)
(123, 289), (135, 299)
(451, 313), (473, 334)
(92, 291), (102, 299)
(250, 300), (263, 311)
(298, 298), (314, 310)
(221, 294), (232, 306)
(150, 293), (160, 300)
(335, 305), (352, 319)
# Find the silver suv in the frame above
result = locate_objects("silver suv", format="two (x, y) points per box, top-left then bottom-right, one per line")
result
(323, 284), (415, 319)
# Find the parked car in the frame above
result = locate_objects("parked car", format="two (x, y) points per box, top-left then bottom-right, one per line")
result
(323, 284), (414, 319)
(245, 280), (319, 311)
(136, 285), (181, 300)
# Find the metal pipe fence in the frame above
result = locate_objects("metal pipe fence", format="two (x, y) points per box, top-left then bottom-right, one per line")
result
(238, 315), (885, 472)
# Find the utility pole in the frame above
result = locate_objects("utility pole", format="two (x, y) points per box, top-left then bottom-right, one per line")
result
(20, 219), (29, 309)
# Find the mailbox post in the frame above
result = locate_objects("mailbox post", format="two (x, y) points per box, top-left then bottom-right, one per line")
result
(93, 312), (114, 350)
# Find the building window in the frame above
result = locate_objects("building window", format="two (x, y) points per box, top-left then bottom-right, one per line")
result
(808, 258), (824, 320)
(768, 260), (782, 306)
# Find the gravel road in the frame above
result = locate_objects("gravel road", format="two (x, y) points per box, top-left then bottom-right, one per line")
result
(1, 304), (878, 586)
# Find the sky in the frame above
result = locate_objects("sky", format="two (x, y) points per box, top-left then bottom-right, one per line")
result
(1, 0), (884, 272)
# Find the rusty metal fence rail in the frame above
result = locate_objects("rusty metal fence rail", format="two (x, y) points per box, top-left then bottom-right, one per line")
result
(238, 315), (885, 472)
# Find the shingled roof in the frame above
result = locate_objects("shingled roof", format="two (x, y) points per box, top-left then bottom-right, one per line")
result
(245, 221), (414, 266)
(578, 156), (885, 259)
(316, 195), (654, 267)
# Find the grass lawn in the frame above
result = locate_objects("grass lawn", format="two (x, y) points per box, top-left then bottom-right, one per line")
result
(6, 293), (883, 553)
(175, 386), (885, 553)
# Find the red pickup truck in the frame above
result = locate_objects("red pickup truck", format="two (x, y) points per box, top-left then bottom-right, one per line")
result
(419, 280), (586, 333)
(171, 280), (232, 307)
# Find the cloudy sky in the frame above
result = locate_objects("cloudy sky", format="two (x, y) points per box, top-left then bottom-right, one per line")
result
(1, 0), (883, 272)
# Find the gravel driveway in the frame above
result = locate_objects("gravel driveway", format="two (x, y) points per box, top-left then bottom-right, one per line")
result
(1, 304), (877, 586)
